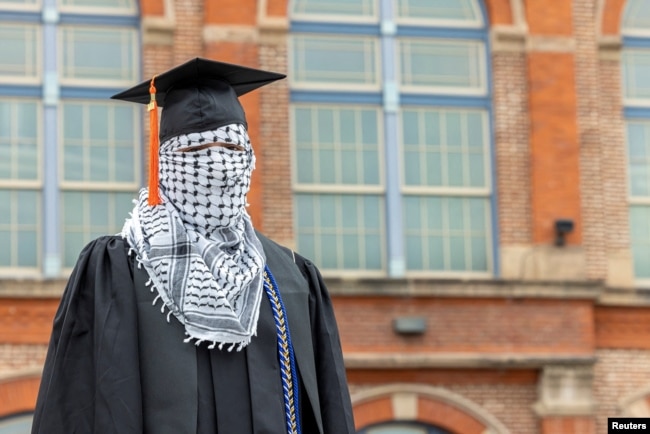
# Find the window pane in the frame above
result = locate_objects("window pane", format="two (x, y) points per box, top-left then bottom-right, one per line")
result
(0, 0), (38, 4)
(293, 105), (381, 186)
(61, 100), (138, 184)
(292, 35), (379, 87)
(401, 108), (489, 188)
(294, 194), (384, 271)
(630, 206), (650, 279)
(0, 414), (34, 433)
(403, 196), (490, 272)
(0, 190), (40, 268)
(0, 99), (40, 181)
(400, 39), (486, 93)
(62, 191), (135, 267)
(622, 0), (650, 34)
(396, 0), (482, 24)
(622, 50), (650, 101)
(627, 121), (650, 197)
(291, 0), (376, 18)
(0, 24), (39, 80)
(59, 0), (137, 11)
(60, 26), (138, 83)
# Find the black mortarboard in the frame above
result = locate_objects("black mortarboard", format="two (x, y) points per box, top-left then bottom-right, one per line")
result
(111, 57), (286, 142)
(111, 57), (286, 205)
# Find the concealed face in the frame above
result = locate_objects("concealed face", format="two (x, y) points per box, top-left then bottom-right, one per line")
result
(177, 142), (245, 152)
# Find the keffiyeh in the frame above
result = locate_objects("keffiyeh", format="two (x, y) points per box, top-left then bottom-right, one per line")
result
(122, 124), (265, 350)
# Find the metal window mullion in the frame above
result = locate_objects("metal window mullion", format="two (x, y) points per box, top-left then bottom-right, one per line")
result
(463, 198), (472, 271)
(381, 8), (404, 276)
(42, 0), (60, 277)
(108, 106), (115, 182)
(311, 108), (320, 183)
(417, 110), (426, 185)
(442, 197), (451, 270)
(355, 110), (363, 184)
(333, 107), (342, 184)
(357, 196), (366, 269)
(440, 110), (449, 187)
(461, 112), (470, 187)
(11, 191), (18, 266)
(10, 102), (18, 179)
(420, 196), (430, 269)
(336, 195), (345, 269)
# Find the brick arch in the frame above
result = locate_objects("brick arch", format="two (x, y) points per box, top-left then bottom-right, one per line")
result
(484, 0), (525, 27)
(351, 384), (511, 434)
(599, 0), (627, 36)
(0, 371), (41, 418)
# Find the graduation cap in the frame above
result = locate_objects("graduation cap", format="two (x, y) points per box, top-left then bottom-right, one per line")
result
(111, 57), (286, 205)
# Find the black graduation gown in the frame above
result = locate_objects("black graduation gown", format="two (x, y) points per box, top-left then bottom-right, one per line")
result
(32, 233), (355, 434)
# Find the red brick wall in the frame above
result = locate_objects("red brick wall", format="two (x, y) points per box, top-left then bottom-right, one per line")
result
(593, 349), (650, 434)
(334, 297), (595, 354)
(595, 307), (650, 349)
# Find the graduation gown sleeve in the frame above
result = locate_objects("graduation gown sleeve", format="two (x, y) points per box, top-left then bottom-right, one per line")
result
(32, 236), (143, 434)
(296, 253), (355, 434)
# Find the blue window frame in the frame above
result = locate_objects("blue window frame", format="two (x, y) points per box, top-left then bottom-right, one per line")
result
(0, 0), (140, 277)
(622, 0), (650, 284)
(290, 0), (494, 278)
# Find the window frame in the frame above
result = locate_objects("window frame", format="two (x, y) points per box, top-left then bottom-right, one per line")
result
(0, 22), (43, 85)
(57, 24), (139, 88)
(289, 33), (383, 92)
(393, 0), (484, 29)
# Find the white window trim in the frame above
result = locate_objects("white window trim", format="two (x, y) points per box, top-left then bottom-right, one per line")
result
(57, 99), (141, 187)
(0, 189), (42, 271)
(397, 37), (488, 96)
(290, 102), (386, 189)
(398, 107), (492, 192)
(57, 25), (139, 87)
(0, 98), (43, 184)
(58, 1), (138, 16)
(289, 34), (383, 91)
(393, 0), (484, 28)
(294, 193), (387, 275)
(0, 0), (41, 12)
(0, 24), (43, 85)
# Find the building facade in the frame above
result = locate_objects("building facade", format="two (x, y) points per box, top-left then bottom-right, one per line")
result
(1, 0), (650, 433)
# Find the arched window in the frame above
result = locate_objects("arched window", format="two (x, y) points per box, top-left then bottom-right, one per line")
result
(289, 0), (493, 278)
(0, 0), (140, 277)
(0, 413), (32, 434)
(622, 0), (650, 284)
(358, 420), (453, 434)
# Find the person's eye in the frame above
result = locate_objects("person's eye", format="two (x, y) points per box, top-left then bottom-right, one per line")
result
(222, 143), (245, 152)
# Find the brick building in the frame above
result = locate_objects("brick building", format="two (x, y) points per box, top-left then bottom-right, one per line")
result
(0, 0), (649, 433)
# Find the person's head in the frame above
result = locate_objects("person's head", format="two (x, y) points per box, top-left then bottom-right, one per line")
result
(112, 58), (285, 210)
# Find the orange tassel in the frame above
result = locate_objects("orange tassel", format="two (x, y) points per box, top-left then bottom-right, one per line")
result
(147, 76), (162, 206)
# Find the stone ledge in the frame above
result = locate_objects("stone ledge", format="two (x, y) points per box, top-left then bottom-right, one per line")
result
(0, 279), (66, 298)
(326, 277), (602, 300)
(344, 352), (596, 369)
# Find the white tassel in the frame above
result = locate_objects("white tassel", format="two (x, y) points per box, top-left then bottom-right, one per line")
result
(208, 341), (216, 349)
(184, 336), (192, 343)
(167, 310), (173, 323)
(152, 294), (161, 305)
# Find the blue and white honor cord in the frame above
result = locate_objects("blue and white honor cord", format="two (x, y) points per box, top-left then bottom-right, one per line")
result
(263, 266), (302, 434)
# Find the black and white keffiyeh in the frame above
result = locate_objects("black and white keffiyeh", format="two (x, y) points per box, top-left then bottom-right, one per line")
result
(122, 124), (266, 350)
